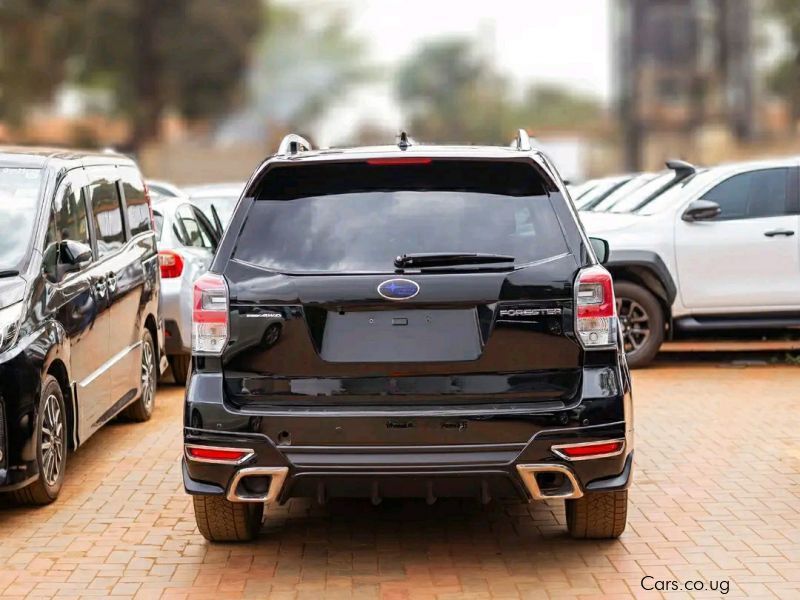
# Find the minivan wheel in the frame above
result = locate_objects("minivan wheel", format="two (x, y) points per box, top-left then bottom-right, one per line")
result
(614, 281), (664, 368)
(12, 375), (67, 505)
(566, 490), (628, 539)
(168, 354), (190, 386)
(122, 330), (156, 422)
(192, 495), (264, 542)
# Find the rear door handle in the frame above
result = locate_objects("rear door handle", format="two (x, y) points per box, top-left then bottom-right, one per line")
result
(94, 279), (107, 295)
(106, 272), (118, 292)
(764, 229), (795, 237)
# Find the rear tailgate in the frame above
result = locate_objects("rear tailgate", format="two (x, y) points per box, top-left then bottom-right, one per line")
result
(221, 157), (584, 407)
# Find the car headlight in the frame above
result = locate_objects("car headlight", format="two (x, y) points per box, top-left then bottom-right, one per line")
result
(0, 302), (24, 353)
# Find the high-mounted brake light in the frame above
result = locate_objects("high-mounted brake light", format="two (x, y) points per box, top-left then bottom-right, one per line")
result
(185, 445), (253, 464)
(575, 265), (616, 348)
(551, 440), (625, 461)
(366, 157), (432, 165)
(192, 273), (229, 354)
(158, 250), (184, 279)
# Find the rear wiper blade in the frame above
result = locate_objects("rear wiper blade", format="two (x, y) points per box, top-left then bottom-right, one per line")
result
(394, 252), (515, 268)
(0, 269), (19, 278)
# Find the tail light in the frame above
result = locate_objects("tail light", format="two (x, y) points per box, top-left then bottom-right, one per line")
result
(551, 439), (625, 461)
(185, 444), (253, 464)
(192, 273), (228, 354)
(575, 265), (616, 348)
(158, 250), (184, 279)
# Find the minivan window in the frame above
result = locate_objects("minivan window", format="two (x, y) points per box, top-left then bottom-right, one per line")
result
(54, 179), (91, 247)
(88, 177), (126, 258)
(234, 161), (568, 274)
(121, 169), (151, 236)
(0, 167), (42, 273)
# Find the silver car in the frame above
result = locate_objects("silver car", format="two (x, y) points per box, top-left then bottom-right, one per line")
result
(152, 195), (220, 384)
(183, 182), (244, 231)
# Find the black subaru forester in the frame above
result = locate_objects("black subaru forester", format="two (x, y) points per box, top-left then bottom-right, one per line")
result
(183, 131), (633, 542)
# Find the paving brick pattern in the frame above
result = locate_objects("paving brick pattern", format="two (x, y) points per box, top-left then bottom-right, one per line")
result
(0, 363), (798, 599)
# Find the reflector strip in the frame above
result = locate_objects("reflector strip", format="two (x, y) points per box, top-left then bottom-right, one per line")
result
(185, 445), (254, 464)
(551, 439), (625, 461)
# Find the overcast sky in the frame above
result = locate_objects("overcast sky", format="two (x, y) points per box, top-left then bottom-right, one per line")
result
(291, 0), (612, 145)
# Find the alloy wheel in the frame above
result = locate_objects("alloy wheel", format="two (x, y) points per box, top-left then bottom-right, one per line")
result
(40, 394), (65, 487)
(616, 297), (651, 354)
(140, 340), (155, 412)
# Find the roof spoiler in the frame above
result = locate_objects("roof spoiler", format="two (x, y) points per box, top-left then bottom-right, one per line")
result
(665, 159), (696, 178)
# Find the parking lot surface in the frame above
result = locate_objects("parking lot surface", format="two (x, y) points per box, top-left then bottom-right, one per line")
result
(0, 361), (798, 599)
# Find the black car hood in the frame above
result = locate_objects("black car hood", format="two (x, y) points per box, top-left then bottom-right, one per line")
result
(0, 275), (26, 308)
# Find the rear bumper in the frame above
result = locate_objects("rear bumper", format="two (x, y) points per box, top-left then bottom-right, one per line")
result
(183, 367), (633, 504)
(183, 443), (633, 505)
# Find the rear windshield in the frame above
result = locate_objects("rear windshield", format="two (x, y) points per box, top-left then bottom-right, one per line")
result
(233, 160), (569, 274)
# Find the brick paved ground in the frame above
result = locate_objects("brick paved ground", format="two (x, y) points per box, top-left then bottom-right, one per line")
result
(0, 362), (798, 599)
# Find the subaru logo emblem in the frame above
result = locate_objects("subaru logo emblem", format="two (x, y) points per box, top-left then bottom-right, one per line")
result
(377, 278), (420, 300)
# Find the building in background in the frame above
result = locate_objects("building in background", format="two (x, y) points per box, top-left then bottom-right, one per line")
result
(614, 0), (757, 171)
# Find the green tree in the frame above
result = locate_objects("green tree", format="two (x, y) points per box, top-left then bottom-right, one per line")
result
(78, 0), (262, 148)
(396, 38), (511, 144)
(0, 0), (83, 125)
(516, 84), (602, 132)
(246, 4), (370, 133)
(396, 37), (603, 144)
(0, 0), (262, 148)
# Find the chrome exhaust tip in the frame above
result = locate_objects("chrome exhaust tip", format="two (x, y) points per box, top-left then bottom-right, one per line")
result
(516, 464), (583, 500)
(226, 466), (289, 504)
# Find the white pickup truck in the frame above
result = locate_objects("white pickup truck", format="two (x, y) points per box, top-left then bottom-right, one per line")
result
(580, 157), (800, 367)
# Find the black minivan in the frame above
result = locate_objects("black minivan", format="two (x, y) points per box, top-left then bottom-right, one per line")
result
(0, 147), (163, 505)
(183, 132), (633, 542)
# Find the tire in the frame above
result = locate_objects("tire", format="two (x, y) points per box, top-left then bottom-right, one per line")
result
(193, 495), (264, 542)
(614, 281), (664, 368)
(566, 490), (628, 539)
(168, 354), (190, 386)
(122, 330), (157, 422)
(12, 375), (67, 505)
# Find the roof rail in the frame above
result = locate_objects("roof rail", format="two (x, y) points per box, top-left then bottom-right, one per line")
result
(514, 129), (532, 151)
(278, 133), (313, 156)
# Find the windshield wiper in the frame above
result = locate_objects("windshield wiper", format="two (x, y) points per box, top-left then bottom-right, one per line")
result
(394, 252), (515, 269)
(0, 269), (19, 278)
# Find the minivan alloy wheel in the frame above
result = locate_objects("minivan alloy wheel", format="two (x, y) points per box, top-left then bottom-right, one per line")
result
(616, 297), (650, 353)
(40, 393), (65, 487)
(140, 339), (155, 412)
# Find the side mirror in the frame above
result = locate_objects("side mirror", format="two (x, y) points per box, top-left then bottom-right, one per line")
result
(682, 199), (721, 222)
(589, 237), (610, 264)
(57, 240), (93, 279)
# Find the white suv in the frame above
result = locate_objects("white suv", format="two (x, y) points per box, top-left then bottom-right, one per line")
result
(580, 157), (800, 367)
